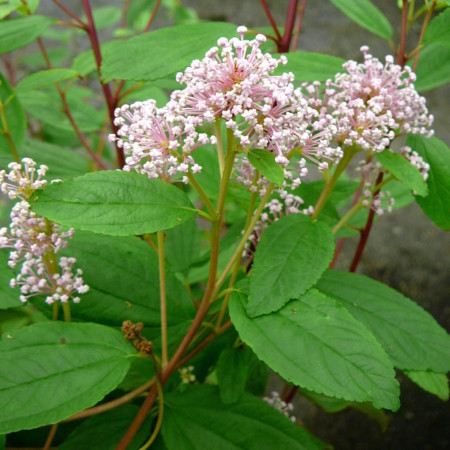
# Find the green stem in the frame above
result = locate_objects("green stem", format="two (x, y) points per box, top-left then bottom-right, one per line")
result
(0, 97), (20, 163)
(62, 302), (71, 322)
(213, 184), (274, 297)
(52, 303), (59, 321)
(187, 171), (216, 217)
(312, 146), (358, 219)
(157, 231), (168, 368)
(332, 202), (363, 235)
(215, 117), (225, 178)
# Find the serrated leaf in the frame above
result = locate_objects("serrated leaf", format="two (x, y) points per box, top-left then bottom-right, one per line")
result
(59, 404), (150, 450)
(0, 72), (26, 151)
(16, 69), (79, 93)
(60, 231), (194, 348)
(376, 150), (428, 196)
(247, 150), (285, 185)
(30, 171), (197, 236)
(248, 214), (334, 317)
(216, 347), (250, 404)
(404, 371), (449, 401)
(316, 270), (450, 373)
(101, 22), (238, 82)
(329, 0), (392, 39)
(162, 384), (324, 450)
(413, 44), (450, 91)
(407, 135), (450, 230)
(0, 251), (20, 310)
(423, 8), (450, 47)
(0, 322), (136, 434)
(229, 286), (400, 411)
(275, 51), (345, 81)
(0, 15), (53, 54)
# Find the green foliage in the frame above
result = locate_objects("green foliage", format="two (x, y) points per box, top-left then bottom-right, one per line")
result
(405, 371), (449, 401)
(316, 270), (450, 372)
(414, 44), (450, 91)
(0, 15), (53, 54)
(408, 135), (450, 230)
(61, 231), (194, 348)
(376, 150), (428, 196)
(248, 150), (285, 186)
(275, 51), (345, 81)
(30, 171), (198, 236)
(162, 385), (324, 450)
(0, 322), (136, 434)
(16, 69), (79, 93)
(0, 72), (26, 152)
(423, 7), (450, 47)
(101, 22), (238, 81)
(59, 405), (151, 450)
(329, 0), (392, 39)
(230, 285), (400, 411)
(248, 214), (334, 316)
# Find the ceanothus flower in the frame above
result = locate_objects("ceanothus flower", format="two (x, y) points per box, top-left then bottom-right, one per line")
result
(0, 159), (88, 305)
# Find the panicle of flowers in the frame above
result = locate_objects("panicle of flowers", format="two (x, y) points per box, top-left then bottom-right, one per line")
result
(0, 159), (88, 305)
(170, 26), (341, 169)
(303, 47), (434, 154)
(264, 391), (296, 422)
(357, 160), (394, 216)
(110, 100), (214, 183)
(244, 192), (313, 258)
(401, 146), (430, 181)
(0, 158), (48, 200)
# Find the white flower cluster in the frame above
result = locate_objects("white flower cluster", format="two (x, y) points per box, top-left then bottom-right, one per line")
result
(264, 391), (296, 422)
(0, 159), (88, 305)
(401, 146), (430, 181)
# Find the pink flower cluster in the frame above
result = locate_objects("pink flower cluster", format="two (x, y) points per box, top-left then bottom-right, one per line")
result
(304, 47), (434, 153)
(0, 159), (88, 305)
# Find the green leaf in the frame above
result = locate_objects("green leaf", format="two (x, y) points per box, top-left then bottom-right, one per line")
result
(0, 251), (20, 310)
(316, 270), (450, 373)
(101, 22), (238, 82)
(0, 0), (21, 19)
(16, 69), (79, 93)
(381, 179), (414, 209)
(60, 231), (194, 348)
(247, 150), (285, 185)
(21, 47), (70, 69)
(404, 371), (449, 401)
(329, 0), (392, 39)
(0, 322), (136, 434)
(165, 218), (201, 274)
(0, 72), (26, 151)
(413, 44), (450, 91)
(0, 15), (53, 54)
(423, 8), (450, 47)
(216, 347), (250, 404)
(162, 384), (324, 450)
(59, 404), (151, 450)
(248, 214), (334, 317)
(30, 171), (198, 236)
(275, 51), (345, 81)
(245, 350), (269, 396)
(17, 139), (90, 180)
(407, 135), (450, 230)
(229, 286), (400, 410)
(376, 150), (428, 196)
(18, 90), (103, 133)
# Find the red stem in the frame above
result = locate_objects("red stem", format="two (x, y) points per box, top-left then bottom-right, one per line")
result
(412, 0), (437, 72)
(349, 173), (383, 272)
(290, 0), (307, 52)
(260, 0), (282, 41)
(278, 0), (299, 52)
(397, 0), (409, 66)
(82, 0), (125, 168)
(53, 0), (87, 28)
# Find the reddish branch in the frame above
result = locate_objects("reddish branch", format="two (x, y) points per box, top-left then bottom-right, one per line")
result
(397, 0), (409, 66)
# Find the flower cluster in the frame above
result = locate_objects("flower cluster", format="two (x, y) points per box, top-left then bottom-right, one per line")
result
(264, 391), (296, 422)
(401, 146), (430, 181)
(304, 47), (434, 154)
(0, 159), (88, 305)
